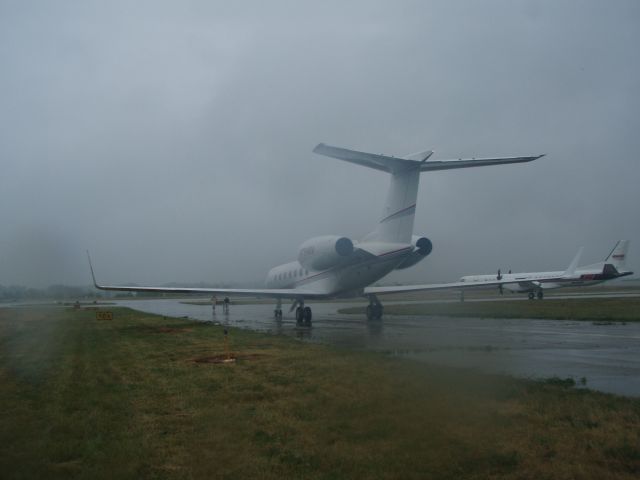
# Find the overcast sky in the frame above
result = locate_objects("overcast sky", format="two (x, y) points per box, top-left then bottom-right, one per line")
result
(1, 0), (638, 288)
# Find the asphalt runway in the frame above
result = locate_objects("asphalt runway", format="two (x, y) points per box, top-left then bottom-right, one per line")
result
(116, 296), (640, 397)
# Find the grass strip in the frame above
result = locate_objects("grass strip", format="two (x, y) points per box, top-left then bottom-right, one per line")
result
(1, 306), (639, 479)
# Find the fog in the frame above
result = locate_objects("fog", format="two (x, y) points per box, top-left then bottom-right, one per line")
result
(1, 1), (638, 288)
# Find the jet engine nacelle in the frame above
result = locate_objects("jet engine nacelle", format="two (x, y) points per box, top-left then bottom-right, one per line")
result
(395, 236), (433, 270)
(297, 235), (354, 271)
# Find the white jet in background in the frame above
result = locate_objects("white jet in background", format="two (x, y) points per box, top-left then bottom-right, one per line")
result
(458, 240), (632, 300)
(89, 143), (546, 324)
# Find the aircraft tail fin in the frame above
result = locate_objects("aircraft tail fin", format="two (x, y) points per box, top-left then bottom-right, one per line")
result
(564, 247), (584, 276)
(313, 143), (544, 244)
(604, 240), (629, 271)
(313, 144), (427, 243)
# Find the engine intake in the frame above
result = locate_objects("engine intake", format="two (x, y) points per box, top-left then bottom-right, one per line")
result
(414, 236), (433, 256)
(298, 235), (354, 271)
(395, 236), (433, 270)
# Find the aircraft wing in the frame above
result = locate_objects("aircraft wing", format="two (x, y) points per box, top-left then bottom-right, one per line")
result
(364, 275), (564, 296)
(87, 254), (327, 299)
(91, 283), (328, 299)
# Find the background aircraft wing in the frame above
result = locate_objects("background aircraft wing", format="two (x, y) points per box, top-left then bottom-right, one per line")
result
(364, 275), (564, 296)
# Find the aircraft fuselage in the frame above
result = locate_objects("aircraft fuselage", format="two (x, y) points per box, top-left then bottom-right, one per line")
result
(265, 243), (413, 298)
(460, 267), (630, 293)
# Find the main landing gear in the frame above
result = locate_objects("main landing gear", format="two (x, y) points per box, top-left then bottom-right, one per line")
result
(366, 295), (383, 321)
(528, 290), (544, 300)
(293, 300), (312, 326)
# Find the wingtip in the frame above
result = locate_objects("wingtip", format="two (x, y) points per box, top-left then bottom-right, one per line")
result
(312, 143), (326, 154)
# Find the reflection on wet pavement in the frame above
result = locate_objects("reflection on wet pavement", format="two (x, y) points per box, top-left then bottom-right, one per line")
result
(116, 298), (640, 397)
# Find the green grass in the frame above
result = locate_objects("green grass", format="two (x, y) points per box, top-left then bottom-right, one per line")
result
(340, 297), (640, 321)
(1, 306), (640, 479)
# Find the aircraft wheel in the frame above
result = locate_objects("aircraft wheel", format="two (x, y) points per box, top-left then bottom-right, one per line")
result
(528, 292), (535, 300)
(366, 304), (383, 320)
(537, 291), (544, 300)
(303, 306), (312, 325)
(295, 307), (304, 324)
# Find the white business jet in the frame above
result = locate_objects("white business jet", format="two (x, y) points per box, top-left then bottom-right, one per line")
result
(458, 240), (632, 300)
(89, 143), (545, 324)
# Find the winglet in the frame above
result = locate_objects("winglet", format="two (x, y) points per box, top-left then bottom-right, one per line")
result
(86, 250), (100, 288)
(564, 247), (584, 276)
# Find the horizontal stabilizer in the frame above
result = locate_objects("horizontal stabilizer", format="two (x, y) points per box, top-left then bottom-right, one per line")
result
(313, 143), (420, 173)
(419, 155), (545, 172)
(314, 143), (544, 174)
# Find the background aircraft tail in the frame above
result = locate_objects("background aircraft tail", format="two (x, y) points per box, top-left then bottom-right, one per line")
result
(604, 240), (629, 271)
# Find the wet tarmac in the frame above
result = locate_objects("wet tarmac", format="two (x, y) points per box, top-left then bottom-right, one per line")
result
(115, 297), (640, 397)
